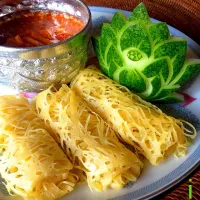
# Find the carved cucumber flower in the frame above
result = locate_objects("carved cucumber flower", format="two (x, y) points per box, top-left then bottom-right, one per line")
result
(92, 3), (200, 102)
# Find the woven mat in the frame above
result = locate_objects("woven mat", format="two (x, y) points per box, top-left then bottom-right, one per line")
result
(84, 0), (200, 199)
(83, 0), (200, 45)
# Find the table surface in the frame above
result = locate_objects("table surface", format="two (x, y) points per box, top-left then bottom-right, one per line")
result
(83, 0), (200, 199)
(83, 0), (200, 45)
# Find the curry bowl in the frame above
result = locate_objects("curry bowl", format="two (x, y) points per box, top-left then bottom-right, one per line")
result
(0, 0), (92, 91)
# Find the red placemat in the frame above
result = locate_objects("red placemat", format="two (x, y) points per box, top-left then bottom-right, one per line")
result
(84, 0), (200, 199)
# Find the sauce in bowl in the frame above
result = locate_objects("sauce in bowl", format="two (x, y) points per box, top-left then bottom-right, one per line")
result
(0, 10), (85, 47)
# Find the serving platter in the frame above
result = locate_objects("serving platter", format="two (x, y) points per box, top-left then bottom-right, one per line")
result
(0, 6), (200, 200)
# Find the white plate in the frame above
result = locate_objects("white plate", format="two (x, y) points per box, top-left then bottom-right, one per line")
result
(0, 6), (200, 200)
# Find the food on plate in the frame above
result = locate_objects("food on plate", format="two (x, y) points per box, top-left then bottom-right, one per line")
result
(92, 3), (200, 102)
(0, 10), (85, 47)
(0, 1), (199, 199)
(0, 95), (77, 200)
(36, 85), (143, 191)
(70, 66), (196, 166)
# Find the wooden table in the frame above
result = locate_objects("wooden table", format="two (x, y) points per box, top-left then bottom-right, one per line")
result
(83, 0), (200, 199)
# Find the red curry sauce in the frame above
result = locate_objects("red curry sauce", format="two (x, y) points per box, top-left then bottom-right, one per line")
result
(0, 10), (85, 47)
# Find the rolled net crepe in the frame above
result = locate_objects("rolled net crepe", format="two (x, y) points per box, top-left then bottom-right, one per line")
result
(36, 85), (142, 191)
(0, 95), (76, 200)
(70, 67), (196, 165)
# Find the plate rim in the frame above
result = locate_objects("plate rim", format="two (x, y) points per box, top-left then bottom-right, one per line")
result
(89, 6), (200, 200)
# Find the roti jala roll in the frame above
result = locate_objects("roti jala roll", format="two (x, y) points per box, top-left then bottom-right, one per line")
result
(70, 66), (196, 166)
(36, 85), (142, 192)
(0, 95), (77, 200)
